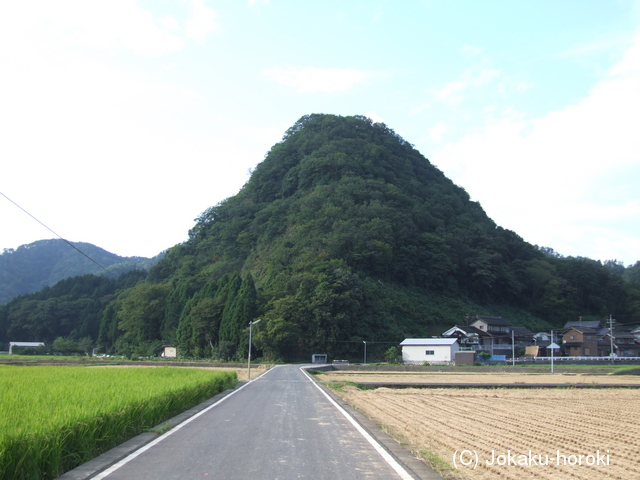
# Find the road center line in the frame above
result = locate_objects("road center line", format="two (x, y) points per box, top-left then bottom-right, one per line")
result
(301, 367), (415, 480)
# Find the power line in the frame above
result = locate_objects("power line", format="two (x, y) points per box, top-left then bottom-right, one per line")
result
(1, 190), (113, 275)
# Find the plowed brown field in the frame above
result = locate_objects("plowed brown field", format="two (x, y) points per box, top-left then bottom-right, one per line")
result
(321, 370), (640, 385)
(328, 372), (640, 480)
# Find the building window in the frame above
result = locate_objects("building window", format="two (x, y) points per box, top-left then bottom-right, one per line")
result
(425, 350), (434, 355)
(570, 335), (576, 340)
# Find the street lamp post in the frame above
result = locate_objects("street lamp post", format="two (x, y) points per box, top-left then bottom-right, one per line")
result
(247, 319), (261, 381)
(363, 341), (367, 365)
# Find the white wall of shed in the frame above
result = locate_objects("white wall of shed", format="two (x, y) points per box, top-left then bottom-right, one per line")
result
(402, 344), (459, 363)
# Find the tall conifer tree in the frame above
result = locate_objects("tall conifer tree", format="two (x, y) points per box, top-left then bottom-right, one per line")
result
(217, 274), (243, 344)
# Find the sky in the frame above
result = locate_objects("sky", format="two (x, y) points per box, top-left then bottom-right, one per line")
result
(1, 0), (639, 266)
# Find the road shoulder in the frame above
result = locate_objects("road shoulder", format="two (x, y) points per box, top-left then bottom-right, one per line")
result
(56, 385), (243, 480)
(304, 370), (444, 480)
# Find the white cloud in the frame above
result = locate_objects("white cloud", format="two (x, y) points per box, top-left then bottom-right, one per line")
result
(432, 79), (467, 105)
(159, 16), (181, 32)
(364, 111), (385, 124)
(247, 0), (271, 7)
(610, 31), (640, 76)
(45, 1), (184, 57)
(262, 67), (372, 93)
(0, 0), (220, 59)
(460, 45), (484, 56)
(431, 31), (640, 264)
(431, 68), (502, 104)
(185, 0), (218, 41)
(429, 123), (449, 143)
(0, 1), (224, 258)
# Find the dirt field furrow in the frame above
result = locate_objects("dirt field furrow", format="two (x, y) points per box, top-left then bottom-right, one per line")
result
(327, 372), (640, 480)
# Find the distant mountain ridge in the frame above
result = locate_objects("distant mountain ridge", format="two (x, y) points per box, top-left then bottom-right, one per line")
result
(0, 239), (157, 304)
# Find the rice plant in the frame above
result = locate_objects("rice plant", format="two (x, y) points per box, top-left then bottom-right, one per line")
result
(0, 366), (236, 480)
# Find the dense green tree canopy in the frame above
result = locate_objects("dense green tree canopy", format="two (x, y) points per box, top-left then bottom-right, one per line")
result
(2, 114), (638, 360)
(0, 270), (146, 348)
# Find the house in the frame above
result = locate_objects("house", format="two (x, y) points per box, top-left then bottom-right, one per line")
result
(558, 319), (640, 357)
(533, 332), (551, 343)
(441, 325), (486, 351)
(611, 332), (640, 357)
(443, 316), (534, 357)
(400, 338), (459, 364)
(598, 339), (613, 357)
(512, 326), (536, 348)
(471, 316), (513, 334)
(562, 327), (598, 356)
(530, 332), (554, 356)
(470, 316), (517, 355)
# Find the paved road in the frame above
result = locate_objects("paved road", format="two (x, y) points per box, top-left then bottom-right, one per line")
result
(90, 365), (426, 480)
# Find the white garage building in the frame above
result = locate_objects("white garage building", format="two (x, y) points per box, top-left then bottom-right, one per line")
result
(8, 341), (45, 354)
(400, 338), (459, 364)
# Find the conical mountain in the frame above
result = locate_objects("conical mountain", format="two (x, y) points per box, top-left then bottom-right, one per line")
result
(187, 113), (538, 285)
(147, 114), (542, 360)
(5, 115), (635, 358)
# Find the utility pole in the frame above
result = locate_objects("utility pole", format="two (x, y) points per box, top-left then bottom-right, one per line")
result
(363, 341), (367, 365)
(609, 314), (616, 365)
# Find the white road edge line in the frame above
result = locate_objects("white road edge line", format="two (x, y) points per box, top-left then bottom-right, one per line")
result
(301, 367), (415, 480)
(90, 366), (279, 480)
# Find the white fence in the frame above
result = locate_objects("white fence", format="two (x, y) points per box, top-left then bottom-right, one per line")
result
(530, 356), (640, 362)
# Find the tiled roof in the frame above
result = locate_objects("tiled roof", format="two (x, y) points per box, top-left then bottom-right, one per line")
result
(512, 326), (534, 335)
(453, 325), (487, 335)
(564, 326), (598, 334)
(564, 320), (601, 329)
(615, 333), (635, 338)
(476, 316), (513, 326)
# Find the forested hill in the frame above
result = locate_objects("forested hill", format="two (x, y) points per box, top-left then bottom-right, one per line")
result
(0, 239), (156, 304)
(2, 114), (638, 360)
(129, 114), (635, 360)
(184, 113), (540, 303)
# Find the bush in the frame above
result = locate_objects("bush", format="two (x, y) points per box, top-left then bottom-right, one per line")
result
(211, 341), (237, 361)
(384, 346), (401, 364)
(478, 351), (492, 361)
(10, 345), (51, 356)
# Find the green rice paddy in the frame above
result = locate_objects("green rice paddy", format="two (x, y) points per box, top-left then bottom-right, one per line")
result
(0, 365), (237, 480)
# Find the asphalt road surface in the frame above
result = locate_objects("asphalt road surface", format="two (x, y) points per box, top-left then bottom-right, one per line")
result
(88, 365), (428, 480)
